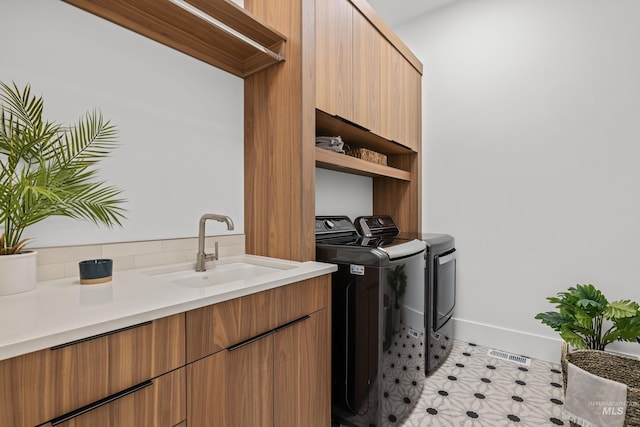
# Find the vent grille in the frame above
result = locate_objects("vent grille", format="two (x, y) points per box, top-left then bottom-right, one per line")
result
(487, 349), (531, 366)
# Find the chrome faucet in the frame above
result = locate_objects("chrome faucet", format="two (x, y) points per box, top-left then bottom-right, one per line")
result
(196, 213), (234, 272)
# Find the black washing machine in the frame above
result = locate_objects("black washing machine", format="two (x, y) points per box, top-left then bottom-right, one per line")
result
(355, 215), (456, 375)
(316, 216), (426, 427)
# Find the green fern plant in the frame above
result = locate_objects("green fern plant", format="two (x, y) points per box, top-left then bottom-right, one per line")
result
(0, 81), (126, 254)
(535, 283), (640, 350)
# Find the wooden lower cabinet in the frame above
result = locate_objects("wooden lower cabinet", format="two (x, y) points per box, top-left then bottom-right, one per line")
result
(187, 310), (329, 427)
(1, 276), (330, 427)
(38, 368), (185, 427)
(0, 314), (185, 427)
(274, 309), (330, 426)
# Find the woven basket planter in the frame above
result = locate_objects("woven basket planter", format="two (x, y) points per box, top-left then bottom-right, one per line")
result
(561, 342), (640, 426)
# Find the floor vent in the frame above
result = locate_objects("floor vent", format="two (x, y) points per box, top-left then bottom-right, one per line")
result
(487, 349), (532, 366)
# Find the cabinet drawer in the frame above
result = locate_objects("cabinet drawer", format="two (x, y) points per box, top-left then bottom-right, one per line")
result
(275, 276), (330, 325)
(0, 314), (185, 427)
(39, 367), (185, 427)
(186, 277), (331, 363)
(186, 289), (278, 362)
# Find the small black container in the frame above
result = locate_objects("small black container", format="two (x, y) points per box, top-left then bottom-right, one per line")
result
(79, 259), (113, 285)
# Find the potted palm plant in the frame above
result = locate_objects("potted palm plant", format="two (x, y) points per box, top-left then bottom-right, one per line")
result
(0, 81), (126, 295)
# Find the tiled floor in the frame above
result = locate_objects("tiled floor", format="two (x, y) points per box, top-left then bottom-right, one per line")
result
(397, 340), (567, 426)
(336, 334), (568, 426)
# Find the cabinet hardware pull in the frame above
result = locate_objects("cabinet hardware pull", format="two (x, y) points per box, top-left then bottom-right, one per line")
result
(227, 329), (275, 352)
(50, 321), (153, 350)
(49, 380), (153, 425)
(333, 115), (370, 132)
(275, 315), (310, 332)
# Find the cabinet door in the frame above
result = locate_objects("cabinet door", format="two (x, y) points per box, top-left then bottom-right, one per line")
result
(380, 41), (404, 145)
(315, 0), (353, 119)
(0, 314), (185, 427)
(380, 41), (421, 151)
(187, 351), (227, 427)
(227, 334), (275, 427)
(187, 333), (274, 427)
(353, 9), (382, 135)
(274, 310), (330, 427)
(402, 59), (421, 151)
(40, 368), (185, 427)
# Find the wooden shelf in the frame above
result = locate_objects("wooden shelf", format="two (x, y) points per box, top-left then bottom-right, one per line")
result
(315, 147), (411, 181)
(62, 0), (286, 78)
(315, 109), (413, 156)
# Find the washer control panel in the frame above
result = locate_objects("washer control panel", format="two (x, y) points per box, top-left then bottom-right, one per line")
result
(354, 215), (400, 237)
(315, 216), (357, 236)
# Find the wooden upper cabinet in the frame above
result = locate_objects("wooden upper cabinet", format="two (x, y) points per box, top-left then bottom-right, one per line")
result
(315, 0), (353, 119)
(404, 61), (422, 152)
(315, 0), (421, 152)
(353, 9), (382, 136)
(379, 37), (421, 151)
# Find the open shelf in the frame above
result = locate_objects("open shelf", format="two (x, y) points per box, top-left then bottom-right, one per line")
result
(315, 147), (411, 181)
(315, 109), (413, 181)
(62, 0), (286, 78)
(315, 110), (413, 156)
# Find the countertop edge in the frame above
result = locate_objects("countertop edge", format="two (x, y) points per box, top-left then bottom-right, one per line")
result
(0, 257), (336, 361)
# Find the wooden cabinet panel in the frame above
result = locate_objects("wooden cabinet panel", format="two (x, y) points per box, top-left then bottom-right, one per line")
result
(316, 0), (421, 154)
(44, 368), (185, 427)
(227, 334), (275, 427)
(188, 334), (274, 427)
(353, 9), (382, 136)
(187, 275), (332, 427)
(186, 289), (278, 362)
(244, 0), (317, 262)
(380, 41), (404, 145)
(374, 153), (422, 234)
(187, 351), (227, 427)
(274, 310), (330, 427)
(0, 314), (185, 427)
(275, 275), (330, 325)
(315, 0), (353, 119)
(62, 0), (286, 78)
(403, 62), (422, 152)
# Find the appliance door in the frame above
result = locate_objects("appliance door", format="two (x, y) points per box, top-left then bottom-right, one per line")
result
(331, 264), (379, 418)
(433, 248), (456, 331)
(382, 254), (426, 350)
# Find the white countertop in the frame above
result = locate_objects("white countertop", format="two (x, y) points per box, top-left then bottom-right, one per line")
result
(0, 254), (336, 361)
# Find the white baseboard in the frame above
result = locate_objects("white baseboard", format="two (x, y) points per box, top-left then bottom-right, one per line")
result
(452, 317), (563, 363)
(402, 305), (425, 333)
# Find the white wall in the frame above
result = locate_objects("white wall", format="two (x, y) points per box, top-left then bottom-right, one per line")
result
(315, 168), (373, 221)
(396, 0), (640, 361)
(1, 0), (244, 247)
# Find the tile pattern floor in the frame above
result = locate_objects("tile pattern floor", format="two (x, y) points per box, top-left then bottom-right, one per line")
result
(396, 339), (567, 426)
(336, 332), (568, 426)
(382, 340), (569, 427)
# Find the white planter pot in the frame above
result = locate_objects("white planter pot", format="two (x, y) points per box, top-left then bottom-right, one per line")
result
(0, 251), (37, 296)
